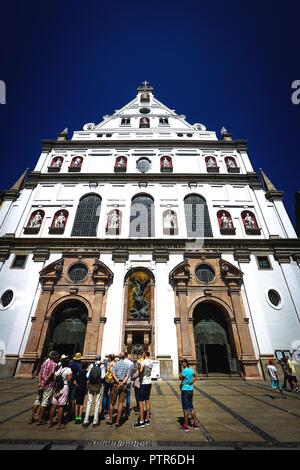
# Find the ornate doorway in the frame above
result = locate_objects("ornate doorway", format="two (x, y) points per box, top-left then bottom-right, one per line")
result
(193, 302), (237, 375)
(45, 300), (88, 359)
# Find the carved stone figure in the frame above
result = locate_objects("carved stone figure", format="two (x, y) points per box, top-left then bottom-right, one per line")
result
(72, 157), (82, 167)
(162, 157), (171, 167)
(53, 158), (63, 168)
(244, 212), (255, 229)
(129, 278), (150, 319)
(116, 157), (126, 167)
(54, 212), (66, 228)
(30, 211), (43, 228)
(164, 210), (177, 229)
(108, 210), (120, 229)
(227, 158), (236, 168)
(220, 212), (232, 229)
(207, 157), (217, 167)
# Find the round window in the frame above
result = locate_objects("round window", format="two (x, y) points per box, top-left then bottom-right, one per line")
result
(268, 289), (281, 307)
(195, 265), (215, 283)
(1, 290), (14, 308)
(139, 107), (151, 114)
(68, 263), (88, 283)
(137, 158), (151, 173)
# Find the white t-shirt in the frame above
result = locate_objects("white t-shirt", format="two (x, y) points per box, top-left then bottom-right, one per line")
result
(124, 358), (134, 384)
(267, 365), (278, 381)
(55, 366), (72, 386)
(142, 359), (153, 385)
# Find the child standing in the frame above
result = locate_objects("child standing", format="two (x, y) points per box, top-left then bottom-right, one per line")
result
(179, 359), (200, 432)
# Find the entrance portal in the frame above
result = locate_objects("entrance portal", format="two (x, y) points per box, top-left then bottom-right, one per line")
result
(45, 300), (88, 359)
(193, 302), (237, 375)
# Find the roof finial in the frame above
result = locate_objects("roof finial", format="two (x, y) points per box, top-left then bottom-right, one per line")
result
(137, 81), (154, 93)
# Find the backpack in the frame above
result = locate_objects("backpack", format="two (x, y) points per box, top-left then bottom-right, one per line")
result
(105, 365), (114, 384)
(89, 365), (102, 385)
(54, 368), (67, 393)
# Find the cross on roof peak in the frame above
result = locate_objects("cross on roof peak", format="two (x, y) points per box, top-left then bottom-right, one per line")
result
(137, 81), (154, 93)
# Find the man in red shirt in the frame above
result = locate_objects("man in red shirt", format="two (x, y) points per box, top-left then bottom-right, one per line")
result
(29, 351), (59, 425)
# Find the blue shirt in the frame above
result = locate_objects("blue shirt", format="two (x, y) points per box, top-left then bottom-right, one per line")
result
(69, 360), (82, 382)
(181, 368), (195, 391)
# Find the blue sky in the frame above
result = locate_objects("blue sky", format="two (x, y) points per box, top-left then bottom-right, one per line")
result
(0, 0), (299, 222)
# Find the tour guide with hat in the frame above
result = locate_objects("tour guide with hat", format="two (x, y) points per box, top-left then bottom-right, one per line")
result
(69, 352), (83, 419)
(29, 350), (59, 426)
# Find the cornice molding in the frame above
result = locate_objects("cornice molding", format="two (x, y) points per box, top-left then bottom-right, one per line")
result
(24, 171), (262, 189)
(1, 237), (300, 255)
(41, 138), (248, 152)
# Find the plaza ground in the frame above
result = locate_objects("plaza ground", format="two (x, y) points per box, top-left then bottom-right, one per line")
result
(0, 377), (300, 450)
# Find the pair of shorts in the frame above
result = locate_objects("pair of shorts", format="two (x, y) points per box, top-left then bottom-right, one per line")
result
(69, 384), (77, 402)
(34, 388), (53, 408)
(181, 390), (194, 412)
(75, 388), (86, 406)
(271, 380), (282, 391)
(139, 384), (152, 402)
(52, 385), (69, 406)
(110, 383), (126, 406)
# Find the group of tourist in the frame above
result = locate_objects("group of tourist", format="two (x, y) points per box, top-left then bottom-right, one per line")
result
(266, 357), (300, 399)
(29, 350), (156, 430)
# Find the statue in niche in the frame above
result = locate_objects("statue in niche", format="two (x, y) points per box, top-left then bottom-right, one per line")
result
(207, 157), (217, 167)
(164, 210), (177, 229)
(53, 157), (63, 168)
(30, 211), (43, 228)
(108, 210), (120, 230)
(244, 212), (256, 229)
(72, 157), (82, 167)
(116, 157), (126, 167)
(129, 277), (151, 320)
(162, 157), (171, 167)
(54, 212), (66, 228)
(227, 158), (236, 168)
(220, 212), (232, 229)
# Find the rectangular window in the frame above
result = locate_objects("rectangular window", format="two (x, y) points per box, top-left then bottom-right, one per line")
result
(11, 255), (27, 269)
(257, 256), (272, 270)
(121, 118), (131, 126)
(159, 117), (169, 125)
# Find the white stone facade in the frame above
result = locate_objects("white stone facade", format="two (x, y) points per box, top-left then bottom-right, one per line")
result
(0, 83), (299, 379)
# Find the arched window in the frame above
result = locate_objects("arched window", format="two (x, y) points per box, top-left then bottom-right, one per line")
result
(241, 210), (261, 235)
(69, 156), (83, 172)
(205, 156), (219, 173)
(24, 210), (45, 234)
(71, 194), (101, 237)
(163, 210), (178, 235)
(139, 117), (150, 128)
(48, 156), (63, 172)
(130, 194), (155, 237)
(114, 156), (127, 172)
(106, 209), (122, 235)
(184, 194), (213, 237)
(217, 210), (236, 235)
(225, 156), (239, 173)
(49, 210), (69, 235)
(160, 155), (173, 172)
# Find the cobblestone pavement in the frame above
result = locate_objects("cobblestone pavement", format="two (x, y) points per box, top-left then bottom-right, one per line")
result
(0, 378), (300, 450)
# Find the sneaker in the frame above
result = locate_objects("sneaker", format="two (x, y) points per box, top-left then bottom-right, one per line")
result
(106, 421), (113, 427)
(134, 421), (146, 428)
(82, 422), (89, 428)
(193, 423), (200, 430)
(144, 419), (151, 426)
(92, 422), (99, 427)
(115, 423), (121, 428)
(180, 424), (190, 432)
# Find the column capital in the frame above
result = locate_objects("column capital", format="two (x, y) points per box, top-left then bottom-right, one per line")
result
(234, 249), (251, 263)
(112, 249), (129, 263)
(33, 248), (50, 262)
(152, 249), (169, 263)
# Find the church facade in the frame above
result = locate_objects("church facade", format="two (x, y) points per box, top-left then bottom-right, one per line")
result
(0, 82), (300, 380)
